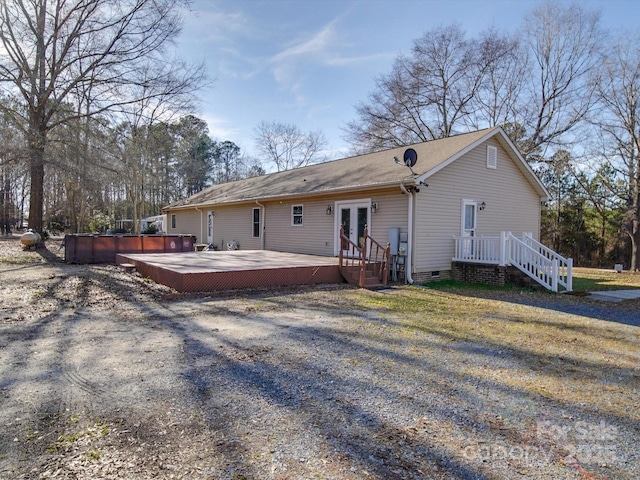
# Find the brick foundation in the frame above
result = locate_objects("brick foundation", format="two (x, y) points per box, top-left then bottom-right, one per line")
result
(411, 270), (452, 284)
(451, 261), (507, 286)
(450, 262), (543, 289)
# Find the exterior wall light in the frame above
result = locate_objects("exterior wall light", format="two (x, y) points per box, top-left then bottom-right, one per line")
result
(371, 202), (379, 213)
(326, 205), (333, 215)
(478, 201), (486, 211)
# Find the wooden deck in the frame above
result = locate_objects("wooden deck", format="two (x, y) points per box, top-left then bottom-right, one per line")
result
(116, 250), (343, 293)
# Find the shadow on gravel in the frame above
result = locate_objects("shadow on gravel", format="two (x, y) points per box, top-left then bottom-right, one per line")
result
(2, 271), (638, 479)
(162, 301), (487, 479)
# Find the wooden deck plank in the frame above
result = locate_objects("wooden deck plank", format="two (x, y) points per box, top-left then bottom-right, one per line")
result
(116, 250), (342, 292)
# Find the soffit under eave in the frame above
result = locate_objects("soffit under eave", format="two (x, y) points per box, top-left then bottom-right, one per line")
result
(163, 182), (410, 212)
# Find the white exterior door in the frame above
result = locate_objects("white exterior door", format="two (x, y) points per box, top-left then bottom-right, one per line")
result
(336, 200), (370, 256)
(461, 200), (477, 258)
(207, 211), (214, 245)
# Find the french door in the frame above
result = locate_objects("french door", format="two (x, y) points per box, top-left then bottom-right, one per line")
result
(337, 201), (370, 257)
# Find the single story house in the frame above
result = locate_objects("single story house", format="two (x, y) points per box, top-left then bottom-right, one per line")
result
(164, 127), (572, 290)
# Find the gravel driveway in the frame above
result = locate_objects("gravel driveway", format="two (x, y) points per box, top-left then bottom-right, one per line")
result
(1, 238), (638, 479)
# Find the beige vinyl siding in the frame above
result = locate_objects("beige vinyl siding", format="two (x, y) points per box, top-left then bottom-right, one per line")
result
(209, 205), (263, 251)
(167, 209), (201, 239)
(166, 206), (263, 249)
(367, 190), (408, 245)
(264, 199), (334, 255)
(414, 138), (541, 273)
(264, 189), (408, 256)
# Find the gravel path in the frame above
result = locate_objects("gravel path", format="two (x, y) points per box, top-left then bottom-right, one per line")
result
(0, 237), (638, 479)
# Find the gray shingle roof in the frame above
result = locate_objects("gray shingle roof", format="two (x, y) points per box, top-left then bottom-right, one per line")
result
(166, 128), (543, 210)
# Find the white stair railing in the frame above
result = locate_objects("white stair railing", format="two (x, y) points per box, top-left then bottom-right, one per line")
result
(520, 232), (573, 292)
(507, 234), (558, 292)
(452, 232), (573, 292)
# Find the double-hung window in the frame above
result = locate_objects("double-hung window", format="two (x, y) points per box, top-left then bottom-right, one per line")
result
(252, 208), (261, 237)
(292, 205), (303, 226)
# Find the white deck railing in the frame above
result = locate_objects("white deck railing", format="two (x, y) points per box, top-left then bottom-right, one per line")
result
(453, 232), (573, 292)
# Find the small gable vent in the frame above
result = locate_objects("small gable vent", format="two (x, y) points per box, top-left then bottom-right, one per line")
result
(487, 145), (497, 169)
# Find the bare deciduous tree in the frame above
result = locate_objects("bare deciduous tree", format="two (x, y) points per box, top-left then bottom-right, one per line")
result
(0, 0), (206, 232)
(254, 121), (326, 172)
(518, 1), (603, 159)
(591, 33), (640, 270)
(468, 29), (525, 131)
(344, 24), (520, 153)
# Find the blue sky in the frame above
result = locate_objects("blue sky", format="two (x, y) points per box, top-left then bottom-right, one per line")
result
(176, 0), (640, 164)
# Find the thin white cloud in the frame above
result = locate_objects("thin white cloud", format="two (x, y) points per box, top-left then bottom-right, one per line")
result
(267, 14), (393, 103)
(182, 5), (253, 43)
(267, 18), (343, 103)
(271, 18), (339, 63)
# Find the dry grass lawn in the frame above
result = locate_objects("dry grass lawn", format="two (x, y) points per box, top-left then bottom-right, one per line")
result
(1, 238), (639, 479)
(571, 266), (640, 291)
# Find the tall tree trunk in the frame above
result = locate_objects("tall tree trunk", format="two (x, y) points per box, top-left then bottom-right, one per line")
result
(28, 124), (46, 233)
(632, 200), (640, 272)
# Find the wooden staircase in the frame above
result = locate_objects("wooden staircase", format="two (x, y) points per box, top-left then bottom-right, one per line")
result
(338, 225), (390, 288)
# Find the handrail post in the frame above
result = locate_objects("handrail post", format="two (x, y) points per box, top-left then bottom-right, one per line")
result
(359, 225), (369, 287)
(499, 231), (507, 266)
(552, 259), (558, 292)
(383, 242), (390, 285)
(338, 225), (344, 269)
(566, 258), (573, 292)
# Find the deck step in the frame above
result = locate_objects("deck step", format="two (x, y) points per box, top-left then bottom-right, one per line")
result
(339, 267), (385, 287)
(119, 262), (136, 273)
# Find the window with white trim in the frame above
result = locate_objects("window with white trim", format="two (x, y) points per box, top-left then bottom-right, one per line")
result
(171, 214), (176, 229)
(292, 205), (303, 226)
(252, 208), (261, 238)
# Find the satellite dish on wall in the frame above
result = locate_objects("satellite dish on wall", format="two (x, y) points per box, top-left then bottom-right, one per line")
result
(403, 148), (418, 168)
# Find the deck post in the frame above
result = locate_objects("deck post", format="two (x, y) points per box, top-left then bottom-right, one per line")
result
(499, 231), (507, 266)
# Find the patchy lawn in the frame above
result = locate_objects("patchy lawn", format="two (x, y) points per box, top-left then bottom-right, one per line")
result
(571, 266), (640, 292)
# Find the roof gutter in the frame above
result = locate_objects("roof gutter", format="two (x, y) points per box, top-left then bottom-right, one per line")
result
(194, 206), (204, 245)
(400, 179), (415, 285)
(255, 200), (266, 250)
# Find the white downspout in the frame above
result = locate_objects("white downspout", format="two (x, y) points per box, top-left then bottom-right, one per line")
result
(195, 206), (203, 245)
(255, 200), (266, 250)
(400, 180), (415, 284)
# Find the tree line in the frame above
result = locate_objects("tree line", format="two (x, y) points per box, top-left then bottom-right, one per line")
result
(344, 2), (640, 270)
(0, 0), (322, 236)
(1, 0), (639, 270)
